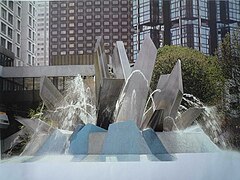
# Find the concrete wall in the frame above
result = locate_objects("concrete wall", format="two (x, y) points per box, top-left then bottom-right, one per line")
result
(0, 65), (95, 78)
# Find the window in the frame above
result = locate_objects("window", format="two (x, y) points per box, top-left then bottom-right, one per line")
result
(86, 36), (92, 40)
(95, 29), (101, 33)
(122, 0), (127, 5)
(33, 32), (35, 41)
(52, 4), (58, 8)
(86, 1), (92, 5)
(78, 16), (83, 20)
(113, 35), (119, 39)
(29, 16), (32, 26)
(28, 54), (31, 64)
(69, 51), (74, 55)
(33, 8), (35, 16)
(8, 27), (12, 38)
(29, 3), (32, 14)
(122, 14), (128, 18)
(69, 44), (74, 48)
(8, 13), (13, 24)
(104, 8), (109, 12)
(61, 30), (66, 34)
(86, 15), (92, 19)
(122, 7), (127, 12)
(61, 10), (66, 14)
(78, 23), (83, 27)
(69, 16), (74, 20)
(86, 29), (92, 33)
(61, 24), (66, 28)
(113, 14), (118, 18)
(122, 35), (127, 39)
(32, 57), (35, 65)
(60, 3), (66, 7)
(95, 15), (100, 19)
(52, 44), (57, 48)
(86, 22), (92, 26)
(17, 20), (21, 30)
(61, 37), (66, 41)
(16, 47), (20, 57)
(7, 41), (12, 51)
(104, 36), (110, 40)
(86, 9), (92, 13)
(69, 9), (74, 14)
(52, 10), (57, 15)
(28, 41), (31, 51)
(60, 51), (66, 55)
(78, 50), (84, 54)
(104, 1), (109, 5)
(95, 22), (100, 26)
(17, 33), (20, 44)
(29, 29), (32, 38)
(69, 2), (75, 6)
(95, 1), (101, 5)
(18, 6), (21, 17)
(61, 44), (66, 48)
(113, 28), (118, 33)
(1, 22), (6, 34)
(113, 8), (118, 11)
(60, 17), (66, 21)
(69, 30), (74, 34)
(1, 8), (7, 19)
(9, 1), (13, 10)
(1, 37), (6, 47)
(52, 31), (57, 35)
(95, 8), (100, 12)
(69, 37), (75, 41)
(78, 9), (83, 13)
(113, 1), (118, 5)
(122, 21), (127, 25)
(32, 44), (34, 53)
(86, 43), (92, 47)
(69, 23), (74, 27)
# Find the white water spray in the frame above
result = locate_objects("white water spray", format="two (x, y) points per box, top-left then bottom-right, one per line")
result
(43, 75), (96, 130)
(114, 70), (150, 121)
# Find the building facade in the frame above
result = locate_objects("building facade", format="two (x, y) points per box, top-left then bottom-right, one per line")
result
(35, 1), (49, 66)
(133, 0), (240, 60)
(132, 0), (163, 61)
(0, 1), (36, 66)
(210, 0), (240, 54)
(20, 1), (36, 66)
(0, 0), (20, 66)
(49, 0), (133, 65)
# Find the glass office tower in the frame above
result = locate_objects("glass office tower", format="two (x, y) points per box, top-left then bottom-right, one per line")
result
(132, 0), (163, 61)
(133, 0), (238, 58)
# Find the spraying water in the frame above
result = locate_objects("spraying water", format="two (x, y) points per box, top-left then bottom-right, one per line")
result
(52, 75), (96, 130)
(34, 75), (97, 131)
(114, 70), (150, 122)
(181, 93), (229, 148)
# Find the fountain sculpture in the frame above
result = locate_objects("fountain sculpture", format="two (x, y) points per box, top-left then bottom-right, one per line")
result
(1, 36), (239, 180)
